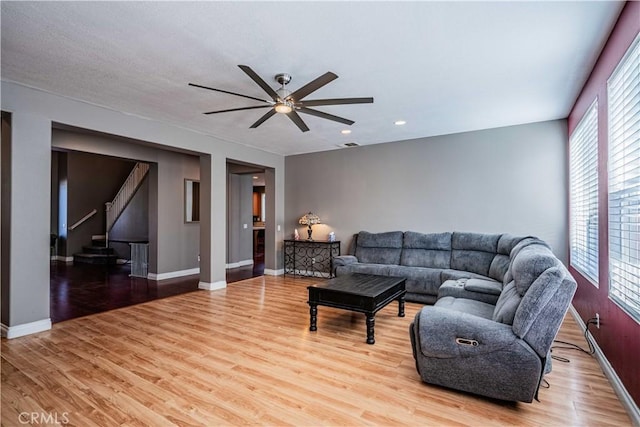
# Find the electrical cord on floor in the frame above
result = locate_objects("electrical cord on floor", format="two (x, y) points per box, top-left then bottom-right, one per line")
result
(541, 318), (597, 394)
(550, 317), (597, 363)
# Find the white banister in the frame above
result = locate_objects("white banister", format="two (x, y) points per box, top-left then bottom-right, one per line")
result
(69, 209), (97, 231)
(105, 162), (149, 245)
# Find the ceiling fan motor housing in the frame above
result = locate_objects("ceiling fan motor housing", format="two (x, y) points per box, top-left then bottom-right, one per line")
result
(275, 73), (292, 86)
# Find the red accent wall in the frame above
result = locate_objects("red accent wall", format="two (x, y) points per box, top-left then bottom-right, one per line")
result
(568, 1), (639, 406)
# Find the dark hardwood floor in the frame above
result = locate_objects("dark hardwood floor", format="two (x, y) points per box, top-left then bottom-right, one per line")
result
(50, 254), (265, 323)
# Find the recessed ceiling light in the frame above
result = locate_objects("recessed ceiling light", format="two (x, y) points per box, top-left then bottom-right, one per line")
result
(395, 120), (406, 126)
(253, 176), (258, 179)
(341, 129), (352, 134)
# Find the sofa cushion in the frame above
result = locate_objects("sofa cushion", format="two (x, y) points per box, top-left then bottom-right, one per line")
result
(388, 265), (442, 296)
(512, 267), (572, 357)
(503, 237), (548, 284)
(492, 281), (521, 325)
(435, 296), (495, 320)
(451, 232), (500, 276)
(488, 254), (511, 282)
(335, 263), (393, 277)
(511, 244), (559, 295)
(400, 231), (452, 268)
(355, 231), (403, 265)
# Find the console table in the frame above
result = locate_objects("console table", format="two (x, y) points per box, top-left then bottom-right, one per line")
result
(284, 240), (340, 278)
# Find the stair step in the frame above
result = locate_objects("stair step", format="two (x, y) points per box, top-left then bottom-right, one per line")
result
(73, 253), (118, 265)
(82, 245), (114, 255)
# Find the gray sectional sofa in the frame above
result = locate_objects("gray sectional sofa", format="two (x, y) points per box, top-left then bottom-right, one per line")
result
(334, 231), (530, 304)
(410, 238), (577, 402)
(334, 230), (577, 402)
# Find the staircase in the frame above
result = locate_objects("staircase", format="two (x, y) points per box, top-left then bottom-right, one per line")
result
(73, 162), (149, 265)
(73, 236), (118, 265)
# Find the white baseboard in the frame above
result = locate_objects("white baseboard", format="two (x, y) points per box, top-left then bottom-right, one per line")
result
(264, 268), (284, 276)
(198, 280), (227, 291)
(148, 268), (200, 281)
(1, 318), (52, 339)
(568, 305), (640, 426)
(226, 259), (254, 269)
(50, 255), (73, 263)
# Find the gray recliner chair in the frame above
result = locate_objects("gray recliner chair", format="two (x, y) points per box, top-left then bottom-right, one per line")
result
(409, 241), (577, 402)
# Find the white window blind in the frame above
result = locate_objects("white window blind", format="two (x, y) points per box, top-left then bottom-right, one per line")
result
(570, 100), (599, 284)
(608, 33), (640, 321)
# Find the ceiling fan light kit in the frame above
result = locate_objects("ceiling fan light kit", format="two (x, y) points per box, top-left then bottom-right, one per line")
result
(190, 65), (373, 132)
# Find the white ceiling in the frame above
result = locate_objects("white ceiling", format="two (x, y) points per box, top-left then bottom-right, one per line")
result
(1, 1), (624, 156)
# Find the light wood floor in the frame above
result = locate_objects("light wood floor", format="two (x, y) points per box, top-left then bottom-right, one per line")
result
(2, 275), (632, 426)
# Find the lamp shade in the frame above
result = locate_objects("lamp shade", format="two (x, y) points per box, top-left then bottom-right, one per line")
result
(299, 212), (321, 225)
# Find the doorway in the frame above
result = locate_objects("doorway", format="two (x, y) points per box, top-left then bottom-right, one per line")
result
(227, 161), (272, 281)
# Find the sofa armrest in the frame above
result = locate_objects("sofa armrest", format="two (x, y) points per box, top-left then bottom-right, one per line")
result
(414, 306), (517, 358)
(438, 279), (501, 305)
(333, 255), (358, 267)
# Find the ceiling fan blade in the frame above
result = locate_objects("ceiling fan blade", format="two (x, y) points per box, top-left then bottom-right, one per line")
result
(298, 107), (354, 126)
(289, 72), (338, 102)
(189, 83), (272, 104)
(286, 110), (310, 132)
(250, 109), (277, 129)
(238, 65), (279, 101)
(301, 97), (374, 107)
(204, 105), (272, 115)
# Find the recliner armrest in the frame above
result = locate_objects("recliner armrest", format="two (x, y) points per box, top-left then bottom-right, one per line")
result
(414, 306), (517, 358)
(333, 255), (358, 267)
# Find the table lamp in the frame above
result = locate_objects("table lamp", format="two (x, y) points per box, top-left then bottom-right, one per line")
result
(298, 212), (321, 241)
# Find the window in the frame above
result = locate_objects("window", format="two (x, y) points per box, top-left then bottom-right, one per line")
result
(570, 100), (599, 284)
(608, 33), (640, 321)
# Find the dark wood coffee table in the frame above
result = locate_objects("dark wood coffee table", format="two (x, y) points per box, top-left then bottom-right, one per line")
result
(307, 273), (406, 344)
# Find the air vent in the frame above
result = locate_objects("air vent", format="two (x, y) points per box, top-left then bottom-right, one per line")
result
(343, 142), (359, 147)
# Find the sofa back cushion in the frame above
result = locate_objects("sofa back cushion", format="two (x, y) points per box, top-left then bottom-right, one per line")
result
(510, 243), (559, 295)
(503, 237), (548, 284)
(493, 242), (576, 359)
(512, 267), (577, 358)
(450, 232), (500, 276)
(355, 231), (404, 265)
(492, 281), (521, 325)
(400, 231), (452, 268)
(488, 234), (526, 282)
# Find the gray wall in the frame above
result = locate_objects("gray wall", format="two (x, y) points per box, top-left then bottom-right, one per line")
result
(155, 149), (200, 273)
(3, 112), (52, 327)
(286, 120), (569, 262)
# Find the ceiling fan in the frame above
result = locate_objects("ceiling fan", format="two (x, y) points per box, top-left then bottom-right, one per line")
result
(189, 65), (374, 132)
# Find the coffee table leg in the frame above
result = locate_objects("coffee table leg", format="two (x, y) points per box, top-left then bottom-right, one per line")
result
(398, 294), (405, 317)
(309, 304), (317, 331)
(366, 314), (375, 344)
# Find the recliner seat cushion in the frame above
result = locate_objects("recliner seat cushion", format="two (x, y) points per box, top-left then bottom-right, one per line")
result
(354, 231), (404, 265)
(434, 296), (495, 320)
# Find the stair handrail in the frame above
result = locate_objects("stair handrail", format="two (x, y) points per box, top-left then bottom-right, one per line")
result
(105, 162), (149, 245)
(69, 209), (98, 231)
